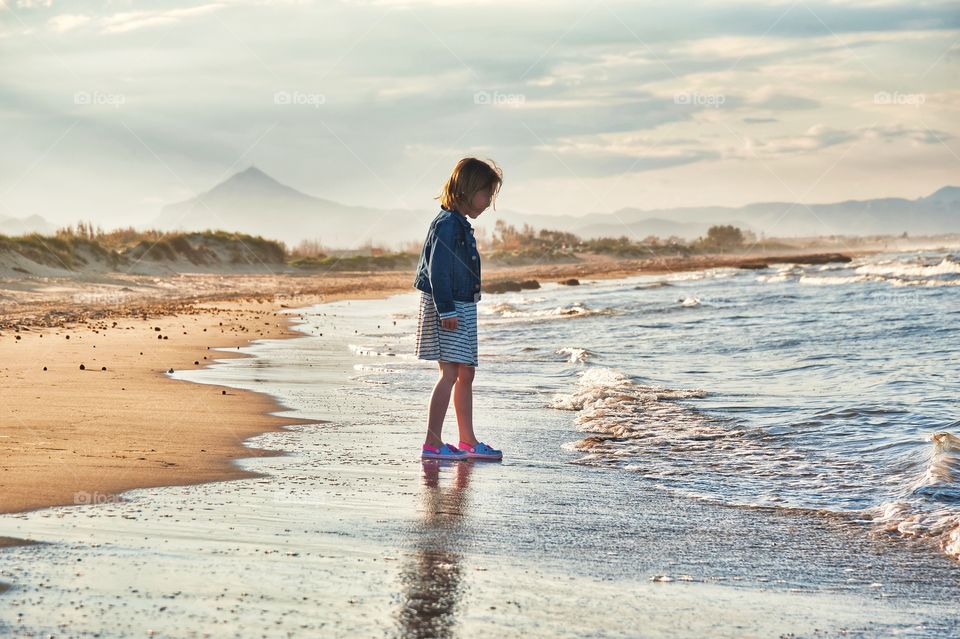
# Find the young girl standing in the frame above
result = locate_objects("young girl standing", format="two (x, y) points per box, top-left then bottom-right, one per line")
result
(413, 158), (503, 461)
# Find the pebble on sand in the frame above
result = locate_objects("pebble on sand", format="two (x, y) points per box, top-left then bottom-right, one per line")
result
(79, 364), (85, 370)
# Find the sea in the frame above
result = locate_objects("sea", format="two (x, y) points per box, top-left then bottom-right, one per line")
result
(351, 248), (960, 560)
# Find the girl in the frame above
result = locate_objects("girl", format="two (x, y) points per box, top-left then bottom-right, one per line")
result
(412, 157), (504, 461)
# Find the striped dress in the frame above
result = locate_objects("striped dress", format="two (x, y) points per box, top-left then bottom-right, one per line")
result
(415, 291), (478, 367)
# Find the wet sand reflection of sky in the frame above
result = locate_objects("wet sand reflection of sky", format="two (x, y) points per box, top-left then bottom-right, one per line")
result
(397, 461), (474, 638)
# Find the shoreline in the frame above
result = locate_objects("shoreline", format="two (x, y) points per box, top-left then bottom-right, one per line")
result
(1, 256), (959, 636)
(0, 299), (312, 518)
(0, 246), (921, 532)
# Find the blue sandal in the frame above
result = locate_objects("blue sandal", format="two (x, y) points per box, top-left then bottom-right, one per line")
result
(459, 441), (503, 461)
(421, 443), (468, 460)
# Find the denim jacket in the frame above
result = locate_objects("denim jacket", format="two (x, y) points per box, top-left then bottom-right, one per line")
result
(413, 207), (482, 318)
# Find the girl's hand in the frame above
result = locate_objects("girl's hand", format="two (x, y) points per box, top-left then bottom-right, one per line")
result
(440, 317), (459, 331)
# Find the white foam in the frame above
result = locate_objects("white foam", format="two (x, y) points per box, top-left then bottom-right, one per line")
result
(797, 275), (868, 286)
(556, 347), (591, 364)
(856, 257), (960, 278)
(869, 431), (960, 560)
(756, 273), (791, 283)
(484, 302), (608, 319)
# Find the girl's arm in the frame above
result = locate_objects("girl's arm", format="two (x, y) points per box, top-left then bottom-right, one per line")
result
(428, 219), (459, 319)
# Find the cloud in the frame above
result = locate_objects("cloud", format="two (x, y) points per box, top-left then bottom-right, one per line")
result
(737, 123), (947, 158)
(1, 0), (958, 221)
(100, 4), (227, 34)
(48, 13), (90, 33)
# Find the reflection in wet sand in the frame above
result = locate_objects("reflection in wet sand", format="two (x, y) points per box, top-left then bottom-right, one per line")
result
(396, 461), (473, 638)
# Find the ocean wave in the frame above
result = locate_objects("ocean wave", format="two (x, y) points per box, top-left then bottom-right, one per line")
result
(667, 267), (739, 282)
(756, 273), (792, 283)
(888, 278), (960, 288)
(550, 368), (717, 461)
(482, 302), (611, 320)
(551, 369), (960, 561)
(856, 257), (960, 278)
(550, 368), (708, 411)
(556, 347), (592, 364)
(910, 432), (960, 499)
(865, 432), (960, 560)
(797, 275), (869, 286)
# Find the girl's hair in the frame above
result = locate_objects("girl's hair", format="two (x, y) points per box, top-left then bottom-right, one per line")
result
(436, 157), (503, 212)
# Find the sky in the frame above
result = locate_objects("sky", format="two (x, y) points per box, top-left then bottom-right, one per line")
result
(1, 0), (958, 229)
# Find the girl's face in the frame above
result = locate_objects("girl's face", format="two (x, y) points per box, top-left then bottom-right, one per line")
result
(461, 186), (493, 219)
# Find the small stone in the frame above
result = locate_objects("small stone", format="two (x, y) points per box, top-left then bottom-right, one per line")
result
(79, 364), (85, 370)
(168, 368), (174, 374)
(101, 366), (106, 371)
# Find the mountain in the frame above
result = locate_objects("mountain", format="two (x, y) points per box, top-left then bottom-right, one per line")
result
(153, 166), (412, 248)
(152, 168), (960, 248)
(548, 189), (960, 240)
(923, 186), (960, 206)
(0, 213), (54, 237)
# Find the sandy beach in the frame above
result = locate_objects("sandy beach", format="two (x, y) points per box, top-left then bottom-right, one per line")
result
(1, 283), (958, 637)
(3, 248), (959, 636)
(0, 250), (877, 522)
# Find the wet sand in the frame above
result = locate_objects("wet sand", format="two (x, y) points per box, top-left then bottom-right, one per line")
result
(0, 294), (957, 637)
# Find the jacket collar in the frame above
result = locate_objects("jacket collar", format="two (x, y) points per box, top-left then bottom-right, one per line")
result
(440, 205), (472, 230)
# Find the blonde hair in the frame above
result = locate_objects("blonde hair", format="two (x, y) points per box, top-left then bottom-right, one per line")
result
(436, 157), (503, 212)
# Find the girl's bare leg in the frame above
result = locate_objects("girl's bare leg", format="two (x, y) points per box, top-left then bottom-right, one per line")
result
(425, 362), (460, 448)
(453, 364), (478, 446)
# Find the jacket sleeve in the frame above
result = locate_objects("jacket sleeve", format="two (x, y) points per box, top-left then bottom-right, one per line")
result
(428, 219), (459, 318)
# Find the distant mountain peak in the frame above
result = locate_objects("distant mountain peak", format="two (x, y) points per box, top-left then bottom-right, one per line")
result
(191, 165), (316, 205)
(925, 185), (960, 203)
(221, 165), (285, 188)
